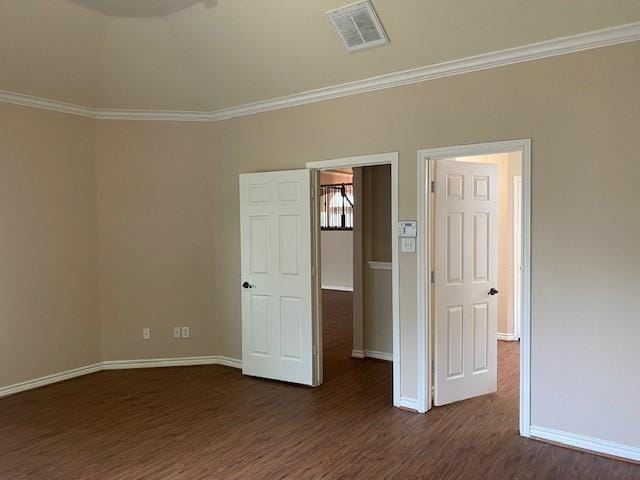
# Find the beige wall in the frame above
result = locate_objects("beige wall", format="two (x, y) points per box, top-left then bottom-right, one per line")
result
(320, 170), (353, 291)
(362, 165), (393, 354)
(95, 121), (219, 361)
(0, 103), (100, 387)
(321, 230), (353, 291)
(455, 153), (522, 336)
(2, 42), (639, 449)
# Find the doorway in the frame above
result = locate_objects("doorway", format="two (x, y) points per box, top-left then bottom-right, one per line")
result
(307, 153), (402, 408)
(417, 140), (531, 435)
(318, 165), (394, 393)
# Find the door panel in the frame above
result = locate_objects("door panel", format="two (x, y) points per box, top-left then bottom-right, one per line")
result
(250, 295), (271, 356)
(435, 160), (498, 406)
(240, 170), (313, 385)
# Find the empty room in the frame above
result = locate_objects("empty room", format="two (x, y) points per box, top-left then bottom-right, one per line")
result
(1, 1), (639, 479)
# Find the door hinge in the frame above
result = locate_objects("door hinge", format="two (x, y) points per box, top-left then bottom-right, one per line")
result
(430, 270), (435, 283)
(313, 344), (317, 356)
(430, 180), (435, 193)
(312, 265), (316, 277)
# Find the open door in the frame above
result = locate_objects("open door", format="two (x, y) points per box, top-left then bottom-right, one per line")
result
(434, 160), (498, 406)
(239, 169), (314, 385)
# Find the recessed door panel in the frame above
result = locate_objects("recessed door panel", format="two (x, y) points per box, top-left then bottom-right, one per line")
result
(278, 182), (299, 203)
(472, 212), (489, 283)
(447, 212), (464, 285)
(250, 216), (269, 274)
(447, 306), (464, 379)
(447, 174), (464, 200)
(279, 215), (299, 275)
(250, 295), (271, 356)
(280, 297), (302, 360)
(472, 303), (489, 373)
(473, 175), (490, 201)
(248, 184), (270, 205)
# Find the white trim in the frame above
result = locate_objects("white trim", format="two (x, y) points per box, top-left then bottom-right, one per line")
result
(213, 356), (243, 369)
(93, 110), (213, 122)
(101, 355), (242, 370)
(398, 396), (420, 412)
(0, 90), (96, 118)
(307, 152), (400, 409)
(3, 23), (639, 122)
(497, 332), (520, 342)
(306, 152), (397, 170)
(364, 350), (392, 362)
(0, 363), (103, 398)
(321, 285), (354, 292)
(351, 349), (393, 362)
(416, 139), (532, 433)
(416, 151), (429, 413)
(0, 356), (242, 398)
(530, 426), (640, 463)
(367, 261), (392, 270)
(513, 176), (523, 341)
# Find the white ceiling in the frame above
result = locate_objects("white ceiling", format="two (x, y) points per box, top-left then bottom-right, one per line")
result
(1, 0), (639, 111)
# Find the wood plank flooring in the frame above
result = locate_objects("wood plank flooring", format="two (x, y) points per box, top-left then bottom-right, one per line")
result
(1, 290), (638, 479)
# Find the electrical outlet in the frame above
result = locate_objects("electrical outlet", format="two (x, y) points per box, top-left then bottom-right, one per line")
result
(181, 326), (190, 338)
(173, 327), (181, 339)
(143, 328), (151, 340)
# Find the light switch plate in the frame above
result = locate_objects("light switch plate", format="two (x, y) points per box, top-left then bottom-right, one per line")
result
(173, 327), (181, 338)
(181, 326), (190, 338)
(401, 237), (416, 253)
(398, 221), (417, 238)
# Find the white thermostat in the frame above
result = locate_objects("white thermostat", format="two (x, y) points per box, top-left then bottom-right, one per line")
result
(398, 221), (417, 238)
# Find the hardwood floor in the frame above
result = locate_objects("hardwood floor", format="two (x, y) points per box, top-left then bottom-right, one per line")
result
(1, 290), (638, 479)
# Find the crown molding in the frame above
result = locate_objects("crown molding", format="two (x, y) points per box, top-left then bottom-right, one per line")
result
(2, 22), (639, 122)
(93, 109), (214, 122)
(0, 90), (96, 118)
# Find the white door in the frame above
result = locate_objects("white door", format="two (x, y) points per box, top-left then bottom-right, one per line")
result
(239, 169), (314, 385)
(434, 160), (498, 406)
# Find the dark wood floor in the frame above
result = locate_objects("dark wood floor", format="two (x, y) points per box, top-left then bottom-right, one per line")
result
(1, 290), (638, 479)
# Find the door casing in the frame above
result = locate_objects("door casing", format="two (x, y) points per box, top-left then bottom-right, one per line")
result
(513, 176), (523, 341)
(416, 139), (532, 435)
(306, 152), (402, 408)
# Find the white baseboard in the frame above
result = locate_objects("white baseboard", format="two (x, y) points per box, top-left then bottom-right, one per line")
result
(530, 425), (640, 462)
(497, 332), (520, 341)
(0, 363), (103, 398)
(321, 285), (353, 292)
(214, 356), (243, 369)
(101, 355), (242, 370)
(398, 396), (420, 412)
(0, 356), (243, 398)
(351, 349), (393, 362)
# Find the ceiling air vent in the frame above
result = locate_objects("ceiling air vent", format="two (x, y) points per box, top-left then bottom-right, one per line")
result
(327, 1), (389, 53)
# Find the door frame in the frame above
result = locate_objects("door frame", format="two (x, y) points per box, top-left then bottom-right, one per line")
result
(513, 175), (523, 341)
(306, 152), (401, 408)
(416, 139), (532, 436)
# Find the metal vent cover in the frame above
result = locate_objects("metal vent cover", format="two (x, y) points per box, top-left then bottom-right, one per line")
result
(327, 1), (389, 52)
